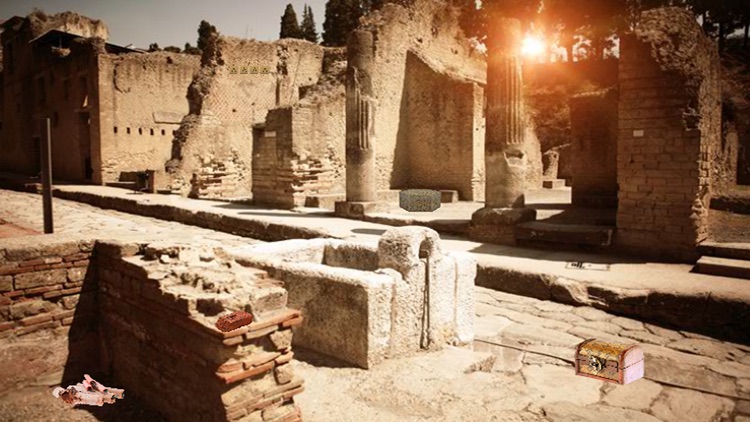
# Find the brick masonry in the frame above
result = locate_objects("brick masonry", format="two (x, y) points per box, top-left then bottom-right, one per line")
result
(0, 236), (304, 421)
(95, 242), (303, 421)
(0, 237), (97, 393)
(616, 7), (721, 262)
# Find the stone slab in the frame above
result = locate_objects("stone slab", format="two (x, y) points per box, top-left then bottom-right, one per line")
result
(334, 201), (391, 219)
(698, 242), (750, 261)
(694, 256), (750, 280)
(542, 179), (566, 189)
(515, 222), (613, 247)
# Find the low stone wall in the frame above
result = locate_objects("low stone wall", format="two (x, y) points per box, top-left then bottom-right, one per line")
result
(96, 241), (303, 421)
(231, 227), (476, 369)
(0, 235), (97, 394)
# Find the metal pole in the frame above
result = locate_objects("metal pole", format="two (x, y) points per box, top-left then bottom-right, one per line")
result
(39, 117), (53, 234)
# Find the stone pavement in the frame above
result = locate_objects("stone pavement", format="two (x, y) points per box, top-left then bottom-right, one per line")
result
(1, 184), (748, 342)
(293, 287), (750, 422)
(0, 189), (260, 249)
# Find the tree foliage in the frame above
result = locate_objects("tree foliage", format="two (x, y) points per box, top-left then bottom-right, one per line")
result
(164, 46), (181, 53)
(323, 0), (363, 46)
(280, 4), (303, 39)
(300, 4), (319, 43)
(197, 20), (218, 51)
(148, 43), (160, 52)
(183, 42), (201, 55)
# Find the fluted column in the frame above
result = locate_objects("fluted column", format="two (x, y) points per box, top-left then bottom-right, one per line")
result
(345, 30), (377, 203)
(485, 19), (526, 208)
(469, 18), (536, 244)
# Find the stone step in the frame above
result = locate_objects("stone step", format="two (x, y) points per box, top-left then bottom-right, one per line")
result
(515, 222), (614, 247)
(693, 256), (750, 280)
(697, 242), (750, 261)
(542, 179), (566, 189)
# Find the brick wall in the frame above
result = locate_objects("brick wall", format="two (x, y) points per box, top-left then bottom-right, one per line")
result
(570, 88), (618, 208)
(253, 103), (343, 209)
(190, 156), (241, 199)
(96, 242), (303, 421)
(616, 7), (721, 261)
(0, 237), (97, 393)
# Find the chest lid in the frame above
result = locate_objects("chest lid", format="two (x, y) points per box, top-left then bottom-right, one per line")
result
(577, 338), (643, 368)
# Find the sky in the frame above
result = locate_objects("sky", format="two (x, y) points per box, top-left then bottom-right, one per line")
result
(0, 0), (328, 48)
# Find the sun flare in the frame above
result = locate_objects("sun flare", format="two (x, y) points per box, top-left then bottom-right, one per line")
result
(521, 35), (545, 58)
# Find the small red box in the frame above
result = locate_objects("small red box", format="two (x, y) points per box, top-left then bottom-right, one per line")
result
(215, 311), (253, 332)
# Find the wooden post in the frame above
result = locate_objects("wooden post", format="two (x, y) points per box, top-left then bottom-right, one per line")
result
(39, 117), (53, 234)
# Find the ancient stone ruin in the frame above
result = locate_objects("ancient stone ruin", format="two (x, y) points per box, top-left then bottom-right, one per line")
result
(231, 226), (475, 368)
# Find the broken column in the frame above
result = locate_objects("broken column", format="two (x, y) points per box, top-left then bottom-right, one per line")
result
(469, 18), (536, 244)
(335, 30), (390, 218)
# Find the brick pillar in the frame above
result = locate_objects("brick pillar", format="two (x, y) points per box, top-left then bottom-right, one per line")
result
(468, 18), (536, 244)
(335, 30), (389, 218)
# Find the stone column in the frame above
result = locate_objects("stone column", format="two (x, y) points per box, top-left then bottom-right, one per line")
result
(469, 18), (536, 244)
(335, 30), (389, 218)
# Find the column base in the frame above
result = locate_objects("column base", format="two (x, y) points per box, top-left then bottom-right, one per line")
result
(334, 201), (391, 219)
(468, 207), (537, 245)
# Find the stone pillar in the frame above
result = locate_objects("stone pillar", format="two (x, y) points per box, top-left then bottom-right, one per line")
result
(468, 18), (536, 244)
(335, 30), (389, 218)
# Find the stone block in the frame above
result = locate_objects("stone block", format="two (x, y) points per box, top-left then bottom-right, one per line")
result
(334, 201), (391, 219)
(399, 189), (441, 212)
(440, 190), (459, 203)
(542, 179), (566, 189)
(469, 207), (536, 245)
(14, 269), (67, 290)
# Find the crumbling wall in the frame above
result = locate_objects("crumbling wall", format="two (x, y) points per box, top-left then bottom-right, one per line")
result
(253, 49), (347, 208)
(96, 52), (200, 184)
(27, 10), (109, 40)
(617, 7), (721, 261)
(167, 36), (327, 198)
(96, 241), (303, 421)
(0, 236), (97, 394)
(570, 88), (619, 208)
(356, 0), (489, 192)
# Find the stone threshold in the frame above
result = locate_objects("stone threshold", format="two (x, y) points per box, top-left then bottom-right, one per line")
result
(1, 179), (749, 344)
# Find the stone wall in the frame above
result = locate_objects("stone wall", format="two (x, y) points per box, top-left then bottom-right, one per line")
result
(96, 242), (303, 421)
(252, 51), (347, 208)
(405, 51), (485, 200)
(570, 88), (618, 208)
(356, 0), (489, 193)
(0, 19), (101, 181)
(96, 52), (200, 184)
(617, 7), (721, 261)
(167, 36), (328, 198)
(0, 236), (97, 394)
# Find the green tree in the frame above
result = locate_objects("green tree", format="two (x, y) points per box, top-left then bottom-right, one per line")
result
(197, 20), (218, 51)
(164, 45), (181, 53)
(300, 5), (319, 43)
(184, 42), (201, 55)
(280, 4), (303, 39)
(148, 43), (160, 52)
(322, 0), (363, 46)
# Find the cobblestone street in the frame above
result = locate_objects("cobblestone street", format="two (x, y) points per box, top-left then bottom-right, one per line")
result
(294, 288), (750, 422)
(0, 190), (260, 248)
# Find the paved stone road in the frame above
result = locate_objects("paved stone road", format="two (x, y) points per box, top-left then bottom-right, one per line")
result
(294, 288), (750, 422)
(1, 189), (749, 421)
(0, 190), (259, 248)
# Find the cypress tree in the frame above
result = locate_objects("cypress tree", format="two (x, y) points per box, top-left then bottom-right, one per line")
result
(300, 5), (319, 43)
(197, 20), (218, 52)
(322, 0), (363, 46)
(280, 4), (302, 39)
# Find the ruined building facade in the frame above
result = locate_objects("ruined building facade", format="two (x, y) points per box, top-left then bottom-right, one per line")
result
(0, 12), (199, 184)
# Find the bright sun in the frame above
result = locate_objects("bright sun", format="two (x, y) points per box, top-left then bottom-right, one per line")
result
(521, 36), (545, 58)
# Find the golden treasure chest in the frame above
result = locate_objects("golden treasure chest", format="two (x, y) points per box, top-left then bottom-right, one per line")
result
(575, 339), (644, 384)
